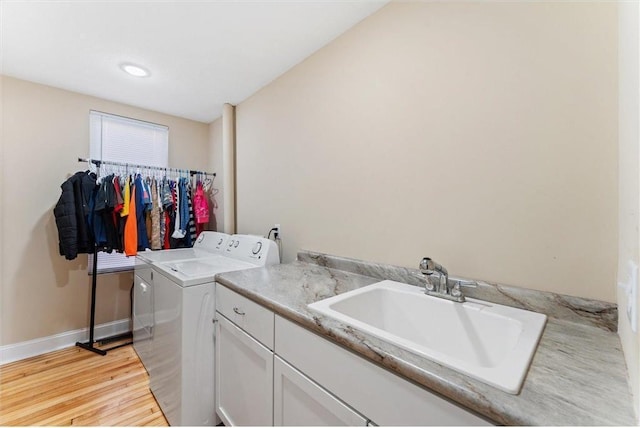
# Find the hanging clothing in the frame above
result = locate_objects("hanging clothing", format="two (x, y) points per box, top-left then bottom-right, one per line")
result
(120, 176), (131, 217)
(56, 165), (214, 261)
(169, 180), (182, 248)
(187, 185), (196, 246)
(159, 179), (167, 247)
(124, 183), (138, 256)
(135, 175), (150, 250)
(92, 173), (122, 253)
(112, 176), (124, 252)
(169, 177), (191, 247)
(164, 210), (172, 249)
(162, 178), (173, 208)
(150, 178), (161, 250)
(179, 178), (190, 236)
(203, 177), (218, 232)
(142, 178), (152, 209)
(113, 176), (124, 213)
(194, 181), (209, 237)
(54, 171), (97, 260)
(172, 180), (185, 239)
(145, 211), (152, 245)
(194, 182), (209, 224)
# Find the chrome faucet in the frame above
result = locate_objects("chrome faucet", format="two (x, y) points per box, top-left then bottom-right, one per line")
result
(419, 257), (466, 303)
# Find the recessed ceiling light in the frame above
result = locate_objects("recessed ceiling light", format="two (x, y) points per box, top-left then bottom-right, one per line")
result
(120, 63), (150, 78)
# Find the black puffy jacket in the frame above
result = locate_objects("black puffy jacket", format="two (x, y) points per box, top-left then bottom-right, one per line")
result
(54, 171), (97, 260)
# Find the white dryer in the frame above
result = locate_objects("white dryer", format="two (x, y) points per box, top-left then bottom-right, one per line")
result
(133, 231), (230, 374)
(146, 234), (279, 426)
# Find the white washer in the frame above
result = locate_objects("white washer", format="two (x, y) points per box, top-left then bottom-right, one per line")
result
(133, 231), (230, 373)
(142, 234), (279, 426)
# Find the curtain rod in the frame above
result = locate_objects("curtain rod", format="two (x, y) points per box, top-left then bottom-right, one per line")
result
(78, 157), (216, 177)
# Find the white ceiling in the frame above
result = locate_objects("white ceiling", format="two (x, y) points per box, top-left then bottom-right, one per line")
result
(0, 1), (388, 123)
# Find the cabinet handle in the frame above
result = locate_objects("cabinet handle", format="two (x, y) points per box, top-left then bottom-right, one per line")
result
(233, 307), (245, 316)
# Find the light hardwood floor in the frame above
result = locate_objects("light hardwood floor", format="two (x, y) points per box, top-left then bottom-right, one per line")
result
(0, 344), (168, 426)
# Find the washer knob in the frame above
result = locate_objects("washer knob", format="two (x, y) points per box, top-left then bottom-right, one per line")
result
(234, 241), (240, 248)
(228, 240), (234, 247)
(252, 241), (263, 255)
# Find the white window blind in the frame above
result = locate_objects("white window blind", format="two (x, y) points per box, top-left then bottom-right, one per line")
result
(89, 111), (169, 274)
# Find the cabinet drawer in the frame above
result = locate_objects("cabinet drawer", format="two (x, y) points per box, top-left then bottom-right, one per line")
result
(216, 283), (274, 349)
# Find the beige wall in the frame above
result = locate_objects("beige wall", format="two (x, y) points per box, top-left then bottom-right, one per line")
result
(618, 1), (640, 420)
(234, 1), (618, 302)
(209, 117), (225, 233)
(0, 76), (210, 346)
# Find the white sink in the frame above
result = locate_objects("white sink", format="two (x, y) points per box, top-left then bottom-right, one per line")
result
(308, 280), (546, 394)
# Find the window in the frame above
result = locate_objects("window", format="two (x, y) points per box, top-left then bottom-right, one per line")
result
(88, 110), (169, 273)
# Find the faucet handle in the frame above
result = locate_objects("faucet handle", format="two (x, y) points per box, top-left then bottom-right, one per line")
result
(450, 282), (463, 298)
(419, 258), (438, 291)
(419, 257), (437, 275)
(456, 280), (477, 288)
(425, 279), (436, 292)
(419, 257), (431, 274)
(419, 257), (447, 276)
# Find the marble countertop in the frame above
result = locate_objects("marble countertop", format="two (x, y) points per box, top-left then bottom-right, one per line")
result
(216, 253), (636, 426)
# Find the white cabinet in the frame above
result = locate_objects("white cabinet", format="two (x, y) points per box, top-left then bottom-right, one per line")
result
(274, 356), (368, 426)
(215, 314), (274, 426)
(214, 284), (493, 427)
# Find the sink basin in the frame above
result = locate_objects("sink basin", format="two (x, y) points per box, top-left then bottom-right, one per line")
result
(307, 280), (546, 394)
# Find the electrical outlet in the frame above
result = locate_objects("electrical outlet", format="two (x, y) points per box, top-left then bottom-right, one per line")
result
(274, 224), (281, 240)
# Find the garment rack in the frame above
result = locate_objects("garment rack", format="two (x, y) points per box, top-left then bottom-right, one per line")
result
(75, 157), (216, 356)
(77, 157), (217, 178)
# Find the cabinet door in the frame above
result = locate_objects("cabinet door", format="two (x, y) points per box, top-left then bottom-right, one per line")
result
(216, 314), (273, 426)
(274, 356), (367, 426)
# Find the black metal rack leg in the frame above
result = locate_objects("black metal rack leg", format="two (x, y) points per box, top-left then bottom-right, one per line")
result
(75, 244), (133, 356)
(76, 244), (108, 356)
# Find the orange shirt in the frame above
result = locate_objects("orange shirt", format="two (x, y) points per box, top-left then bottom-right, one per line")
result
(124, 184), (138, 256)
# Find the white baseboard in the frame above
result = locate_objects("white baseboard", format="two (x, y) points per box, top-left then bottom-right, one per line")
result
(0, 318), (131, 365)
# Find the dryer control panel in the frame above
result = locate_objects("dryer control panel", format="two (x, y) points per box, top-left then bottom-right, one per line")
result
(194, 231), (231, 253)
(224, 234), (280, 266)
